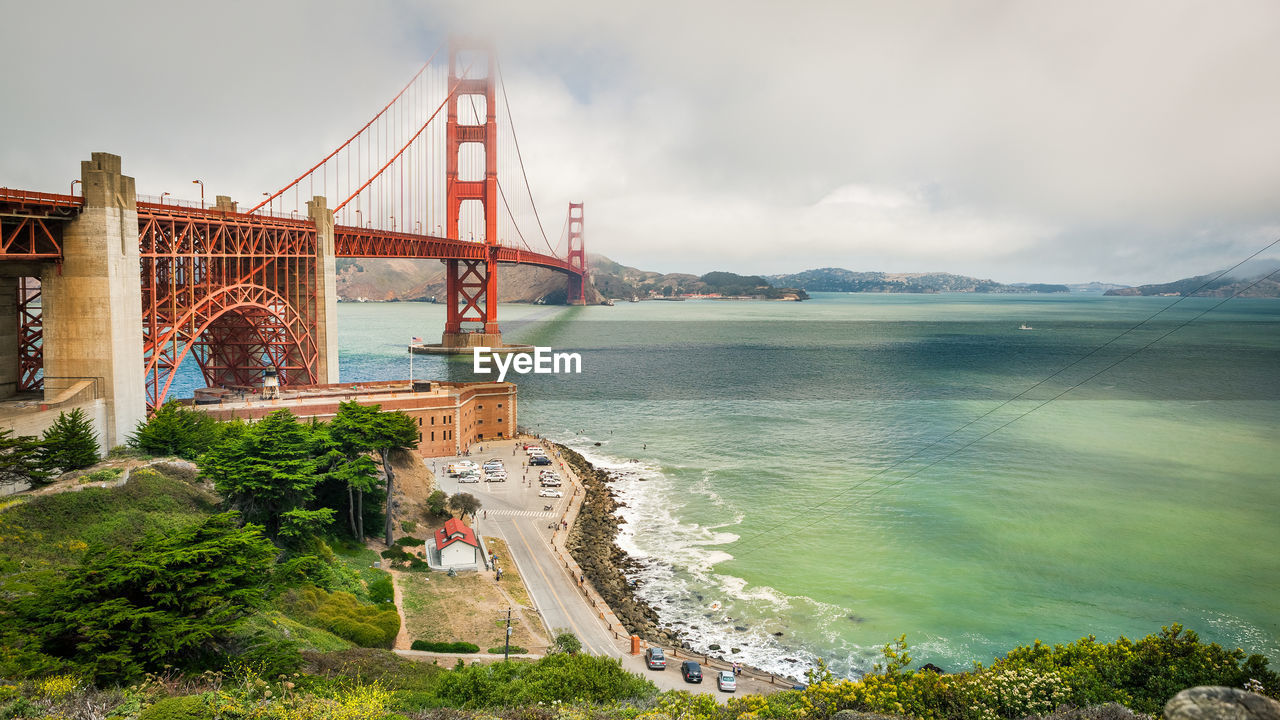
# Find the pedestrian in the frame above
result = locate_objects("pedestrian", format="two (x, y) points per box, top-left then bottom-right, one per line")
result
(483, 510), (487, 519)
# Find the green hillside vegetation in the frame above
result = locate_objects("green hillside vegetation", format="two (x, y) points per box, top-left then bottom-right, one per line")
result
(2, 407), (1277, 719)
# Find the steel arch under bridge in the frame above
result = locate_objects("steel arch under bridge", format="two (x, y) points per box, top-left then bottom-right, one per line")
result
(139, 203), (321, 408)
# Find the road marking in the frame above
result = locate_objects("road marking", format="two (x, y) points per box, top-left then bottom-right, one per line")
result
(488, 509), (555, 518)
(507, 520), (610, 657)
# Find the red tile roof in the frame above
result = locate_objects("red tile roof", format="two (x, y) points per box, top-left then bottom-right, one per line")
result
(436, 517), (479, 550)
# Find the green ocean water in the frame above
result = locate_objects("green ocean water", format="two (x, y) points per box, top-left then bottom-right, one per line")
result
(324, 294), (1278, 676)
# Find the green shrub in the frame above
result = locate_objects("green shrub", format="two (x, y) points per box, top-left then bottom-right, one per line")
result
(488, 646), (527, 654)
(129, 402), (225, 460)
(431, 652), (656, 707)
(81, 467), (124, 484)
(400, 520), (417, 532)
(137, 694), (212, 720)
(394, 536), (425, 547)
(367, 572), (395, 604)
(279, 586), (399, 649)
(410, 640), (480, 653)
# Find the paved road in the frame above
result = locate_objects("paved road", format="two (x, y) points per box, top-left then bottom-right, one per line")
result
(427, 441), (620, 658)
(425, 440), (783, 701)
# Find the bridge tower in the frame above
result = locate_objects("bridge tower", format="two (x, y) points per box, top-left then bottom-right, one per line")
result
(442, 38), (502, 349)
(566, 202), (587, 305)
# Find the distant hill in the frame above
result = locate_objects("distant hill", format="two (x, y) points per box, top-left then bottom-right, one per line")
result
(333, 255), (806, 304)
(1104, 260), (1280, 298)
(335, 258), (597, 305)
(1067, 282), (1131, 294)
(766, 267), (1067, 294)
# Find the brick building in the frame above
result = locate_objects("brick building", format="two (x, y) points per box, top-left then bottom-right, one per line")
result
(191, 379), (516, 457)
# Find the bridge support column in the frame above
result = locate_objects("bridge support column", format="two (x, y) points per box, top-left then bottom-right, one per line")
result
(0, 277), (18, 398)
(40, 152), (145, 448)
(308, 196), (339, 383)
(565, 202), (587, 305)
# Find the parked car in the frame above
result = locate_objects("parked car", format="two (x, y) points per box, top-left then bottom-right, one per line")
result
(644, 647), (666, 670)
(681, 661), (702, 683)
(530, 456), (552, 466)
(538, 489), (563, 498)
(717, 671), (736, 692)
(458, 475), (480, 483)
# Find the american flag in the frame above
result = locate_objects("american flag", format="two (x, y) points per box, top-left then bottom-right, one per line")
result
(412, 336), (422, 343)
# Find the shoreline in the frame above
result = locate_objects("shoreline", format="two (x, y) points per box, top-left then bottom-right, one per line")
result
(552, 442), (798, 684)
(553, 442), (668, 645)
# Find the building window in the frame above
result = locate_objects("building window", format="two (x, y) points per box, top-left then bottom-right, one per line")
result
(497, 403), (503, 408)
(431, 431), (435, 441)
(478, 420), (483, 424)
(497, 418), (503, 423)
(418, 417), (422, 426)
(478, 404), (483, 409)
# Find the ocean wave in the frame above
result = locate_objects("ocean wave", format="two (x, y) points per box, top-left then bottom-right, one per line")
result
(557, 438), (893, 679)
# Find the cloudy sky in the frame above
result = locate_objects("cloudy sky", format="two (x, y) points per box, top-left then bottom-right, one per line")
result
(4, 1), (1278, 284)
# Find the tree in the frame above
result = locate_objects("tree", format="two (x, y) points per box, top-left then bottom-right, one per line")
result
(0, 428), (51, 487)
(13, 512), (275, 683)
(328, 401), (419, 545)
(449, 492), (482, 519)
(424, 490), (449, 518)
(200, 409), (332, 541)
(552, 631), (582, 655)
(326, 402), (388, 540)
(129, 402), (223, 459)
(39, 408), (100, 472)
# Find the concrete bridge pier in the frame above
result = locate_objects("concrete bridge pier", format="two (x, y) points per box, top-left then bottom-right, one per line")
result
(308, 195), (339, 383)
(38, 152), (145, 449)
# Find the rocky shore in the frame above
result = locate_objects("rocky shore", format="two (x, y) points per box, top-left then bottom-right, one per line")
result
(555, 443), (674, 646)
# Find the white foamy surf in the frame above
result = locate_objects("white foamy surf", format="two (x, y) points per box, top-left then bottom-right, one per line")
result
(558, 437), (895, 679)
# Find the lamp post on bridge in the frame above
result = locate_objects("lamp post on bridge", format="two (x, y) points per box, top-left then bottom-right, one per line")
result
(160, 192), (171, 205)
(192, 179), (204, 209)
(390, 215), (396, 230)
(355, 209), (361, 227)
(415, 221), (422, 233)
(262, 192), (270, 213)
(70, 179), (80, 196)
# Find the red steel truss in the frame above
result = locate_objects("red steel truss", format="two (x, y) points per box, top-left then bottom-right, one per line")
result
(138, 203), (319, 407)
(17, 277), (42, 391)
(0, 189), (78, 260)
(566, 203), (587, 304)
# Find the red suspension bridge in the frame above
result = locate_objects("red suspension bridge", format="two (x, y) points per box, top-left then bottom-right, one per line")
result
(0, 39), (590, 427)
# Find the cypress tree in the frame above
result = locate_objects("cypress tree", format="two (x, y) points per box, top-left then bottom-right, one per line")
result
(0, 427), (51, 486)
(40, 408), (100, 472)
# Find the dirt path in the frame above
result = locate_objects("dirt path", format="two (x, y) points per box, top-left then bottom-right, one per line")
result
(386, 564), (414, 651)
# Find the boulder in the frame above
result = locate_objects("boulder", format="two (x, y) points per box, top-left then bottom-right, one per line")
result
(1165, 687), (1280, 720)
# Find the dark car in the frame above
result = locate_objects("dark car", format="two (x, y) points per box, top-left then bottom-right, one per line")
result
(645, 647), (665, 670)
(681, 660), (702, 683)
(530, 456), (552, 466)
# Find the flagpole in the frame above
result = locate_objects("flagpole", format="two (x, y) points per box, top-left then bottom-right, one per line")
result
(409, 338), (414, 385)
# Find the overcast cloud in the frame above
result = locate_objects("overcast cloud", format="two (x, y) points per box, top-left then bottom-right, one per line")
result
(3, 0), (1278, 284)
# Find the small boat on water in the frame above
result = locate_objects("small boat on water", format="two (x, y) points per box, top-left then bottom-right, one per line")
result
(1019, 323), (1034, 330)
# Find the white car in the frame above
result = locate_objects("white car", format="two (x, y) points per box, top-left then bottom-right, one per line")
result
(525, 447), (546, 456)
(487, 473), (507, 482)
(717, 671), (736, 693)
(458, 475), (480, 483)
(540, 479), (561, 487)
(538, 488), (563, 498)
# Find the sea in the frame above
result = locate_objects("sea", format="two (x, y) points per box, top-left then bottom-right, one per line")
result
(174, 292), (1280, 679)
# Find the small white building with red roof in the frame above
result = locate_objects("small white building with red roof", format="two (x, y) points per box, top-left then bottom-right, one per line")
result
(434, 517), (480, 568)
